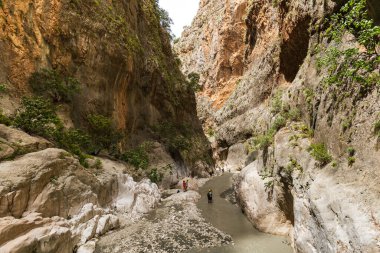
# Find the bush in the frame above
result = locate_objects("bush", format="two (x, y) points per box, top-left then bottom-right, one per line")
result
(14, 97), (62, 138)
(0, 109), (12, 126)
(153, 122), (192, 152)
(347, 147), (356, 157)
(348, 156), (356, 166)
(253, 133), (274, 150)
(149, 168), (162, 183)
(271, 115), (287, 132)
(308, 143), (332, 166)
(121, 143), (152, 170)
(0, 83), (7, 93)
(271, 91), (283, 114)
(374, 120), (380, 137)
(187, 72), (201, 92)
(87, 114), (122, 153)
(54, 128), (92, 167)
(287, 108), (301, 121)
(29, 69), (81, 103)
(342, 119), (352, 132)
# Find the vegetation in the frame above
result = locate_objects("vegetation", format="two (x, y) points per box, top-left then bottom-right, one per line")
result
(342, 118), (352, 132)
(286, 157), (303, 174)
(86, 114), (122, 153)
(54, 128), (92, 167)
(348, 156), (356, 166)
(347, 147), (356, 166)
(302, 88), (314, 105)
(29, 69), (81, 103)
(0, 83), (7, 94)
(14, 97), (62, 139)
(187, 72), (202, 92)
(325, 0), (379, 51)
(0, 109), (12, 126)
(206, 127), (215, 137)
(252, 133), (273, 150)
(347, 147), (356, 157)
(94, 158), (103, 170)
(271, 115), (287, 132)
(153, 122), (192, 152)
(270, 91), (283, 114)
(149, 168), (162, 183)
(286, 108), (301, 121)
(156, 2), (173, 37)
(374, 120), (380, 137)
(317, 0), (380, 102)
(308, 143), (332, 166)
(121, 142), (153, 170)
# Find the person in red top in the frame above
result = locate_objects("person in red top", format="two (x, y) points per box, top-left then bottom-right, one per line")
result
(182, 180), (187, 192)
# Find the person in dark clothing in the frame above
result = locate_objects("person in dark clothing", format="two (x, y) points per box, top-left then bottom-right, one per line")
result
(207, 189), (213, 203)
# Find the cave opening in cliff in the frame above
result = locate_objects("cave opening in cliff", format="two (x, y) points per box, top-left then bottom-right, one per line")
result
(279, 16), (312, 82)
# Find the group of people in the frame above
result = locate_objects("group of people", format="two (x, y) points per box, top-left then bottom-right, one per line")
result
(182, 179), (213, 203)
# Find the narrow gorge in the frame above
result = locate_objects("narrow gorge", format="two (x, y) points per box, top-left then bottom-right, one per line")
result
(0, 0), (379, 253)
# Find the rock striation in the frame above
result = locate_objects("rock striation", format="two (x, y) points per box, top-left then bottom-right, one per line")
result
(0, 0), (212, 175)
(0, 125), (161, 253)
(177, 0), (380, 252)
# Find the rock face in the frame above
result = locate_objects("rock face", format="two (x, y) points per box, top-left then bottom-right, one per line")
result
(235, 125), (380, 252)
(0, 0), (211, 173)
(177, 0), (380, 252)
(0, 126), (161, 252)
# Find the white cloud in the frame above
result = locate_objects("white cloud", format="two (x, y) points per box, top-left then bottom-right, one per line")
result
(159, 0), (200, 38)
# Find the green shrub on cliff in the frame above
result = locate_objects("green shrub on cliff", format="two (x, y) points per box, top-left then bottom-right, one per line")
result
(325, 0), (380, 51)
(308, 143), (332, 166)
(271, 115), (287, 132)
(0, 109), (12, 126)
(374, 120), (380, 137)
(0, 83), (7, 94)
(149, 168), (162, 183)
(187, 72), (202, 92)
(153, 122), (192, 152)
(14, 97), (62, 139)
(86, 114), (122, 153)
(270, 91), (283, 114)
(29, 69), (81, 103)
(317, 0), (380, 100)
(121, 142), (153, 170)
(54, 128), (92, 167)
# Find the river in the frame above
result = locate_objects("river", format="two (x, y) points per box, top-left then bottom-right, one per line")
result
(185, 173), (293, 253)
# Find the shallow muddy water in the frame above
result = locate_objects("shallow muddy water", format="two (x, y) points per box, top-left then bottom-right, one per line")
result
(185, 173), (293, 253)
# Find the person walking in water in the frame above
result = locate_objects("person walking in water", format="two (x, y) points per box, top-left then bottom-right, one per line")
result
(207, 189), (213, 203)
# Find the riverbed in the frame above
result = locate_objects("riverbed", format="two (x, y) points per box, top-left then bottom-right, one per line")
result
(185, 173), (293, 253)
(95, 173), (293, 253)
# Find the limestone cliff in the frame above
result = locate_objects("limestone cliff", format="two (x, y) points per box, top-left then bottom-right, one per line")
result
(0, 0), (213, 252)
(177, 0), (380, 252)
(0, 0), (212, 175)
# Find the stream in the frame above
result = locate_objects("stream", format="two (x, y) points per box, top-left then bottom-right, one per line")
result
(186, 173), (293, 253)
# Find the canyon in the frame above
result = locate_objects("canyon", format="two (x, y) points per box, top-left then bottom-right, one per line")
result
(0, 0), (379, 252)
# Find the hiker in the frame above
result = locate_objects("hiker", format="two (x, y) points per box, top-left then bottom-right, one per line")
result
(186, 179), (189, 191)
(183, 180), (187, 192)
(207, 189), (213, 203)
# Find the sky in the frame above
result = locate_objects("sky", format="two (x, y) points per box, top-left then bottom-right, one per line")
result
(158, 0), (200, 38)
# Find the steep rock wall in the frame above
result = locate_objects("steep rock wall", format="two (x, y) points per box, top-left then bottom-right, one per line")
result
(0, 0), (211, 174)
(177, 0), (380, 252)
